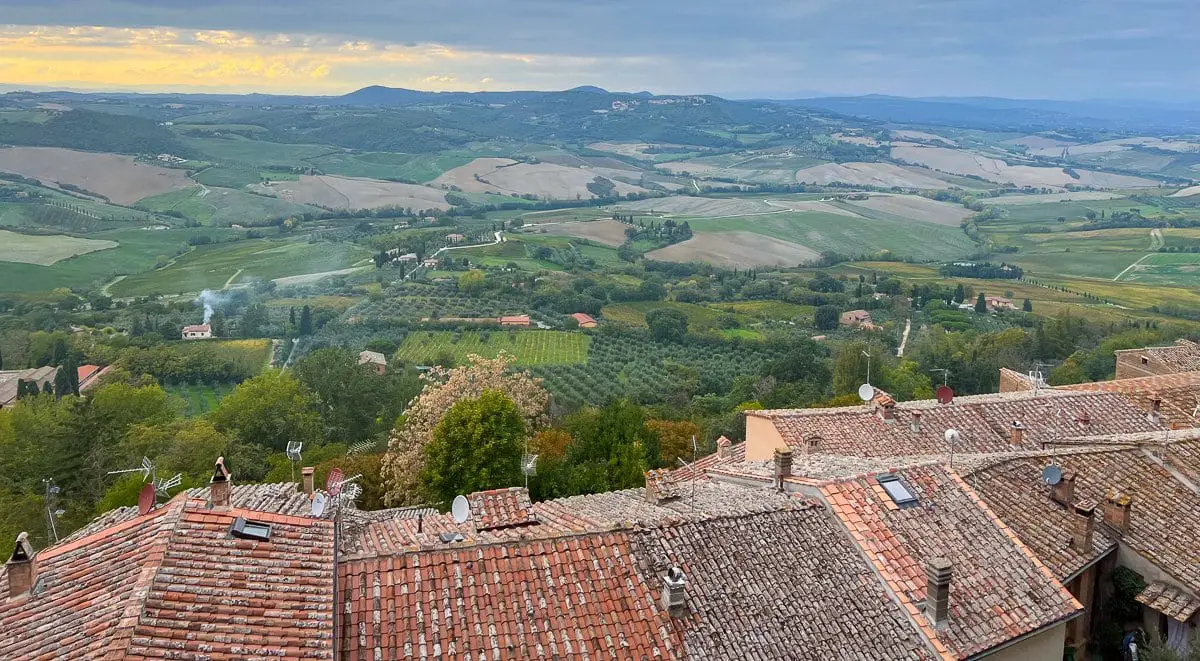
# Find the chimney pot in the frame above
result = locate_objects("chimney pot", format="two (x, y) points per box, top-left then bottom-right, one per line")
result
(6, 532), (35, 599)
(301, 467), (315, 495)
(1103, 492), (1132, 534)
(773, 448), (793, 489)
(715, 436), (732, 460)
(1072, 502), (1095, 551)
(1151, 395), (1162, 412)
(1011, 421), (1025, 446)
(910, 411), (922, 433)
(209, 456), (232, 510)
(1076, 409), (1090, 426)
(1050, 471), (1076, 506)
(662, 566), (686, 617)
(924, 557), (952, 627)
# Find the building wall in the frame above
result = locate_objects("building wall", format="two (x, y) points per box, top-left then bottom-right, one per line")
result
(744, 416), (786, 460)
(999, 368), (1036, 393)
(1065, 563), (1101, 660)
(1114, 352), (1169, 380)
(981, 621), (1068, 661)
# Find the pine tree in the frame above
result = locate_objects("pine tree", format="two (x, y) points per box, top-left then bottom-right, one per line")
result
(1023, 299), (1033, 312)
(42, 381), (53, 395)
(54, 366), (71, 398)
(975, 292), (988, 313)
(299, 305), (313, 336)
(953, 284), (965, 304)
(289, 307), (297, 327)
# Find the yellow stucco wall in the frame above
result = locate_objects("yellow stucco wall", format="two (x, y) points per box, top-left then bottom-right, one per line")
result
(982, 622), (1068, 661)
(744, 415), (787, 460)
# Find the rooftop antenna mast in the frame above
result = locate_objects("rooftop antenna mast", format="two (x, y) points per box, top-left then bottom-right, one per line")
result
(521, 436), (538, 490)
(862, 350), (872, 386)
(930, 368), (949, 388)
(43, 478), (62, 544)
(286, 441), (303, 484)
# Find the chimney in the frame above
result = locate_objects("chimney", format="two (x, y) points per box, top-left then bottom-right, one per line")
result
(774, 448), (793, 488)
(1050, 471), (1076, 506)
(878, 401), (896, 422)
(1011, 421), (1025, 446)
(1103, 492), (1132, 534)
(209, 456), (232, 510)
(662, 566), (686, 617)
(716, 436), (732, 460)
(924, 557), (952, 627)
(6, 532), (35, 599)
(1072, 502), (1095, 551)
(301, 467), (315, 495)
(644, 469), (680, 504)
(910, 411), (922, 433)
(1148, 395), (1163, 424)
(1076, 409), (1090, 427)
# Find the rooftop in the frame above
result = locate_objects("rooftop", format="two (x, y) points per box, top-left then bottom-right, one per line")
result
(1115, 339), (1200, 373)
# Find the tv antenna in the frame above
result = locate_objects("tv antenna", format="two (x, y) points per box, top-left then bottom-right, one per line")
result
(154, 472), (183, 502)
(286, 441), (303, 483)
(107, 456), (155, 481)
(930, 368), (949, 388)
(862, 350), (872, 386)
(43, 478), (63, 544)
(347, 440), (376, 456)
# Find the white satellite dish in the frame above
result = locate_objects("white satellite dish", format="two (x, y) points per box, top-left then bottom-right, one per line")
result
(451, 494), (470, 524)
(944, 429), (961, 443)
(311, 492), (327, 517)
(1041, 465), (1063, 486)
(286, 441), (303, 462)
(857, 383), (876, 402)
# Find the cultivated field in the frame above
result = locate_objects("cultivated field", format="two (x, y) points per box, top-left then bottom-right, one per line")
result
(253, 175), (449, 211)
(891, 130), (957, 146)
(166, 383), (236, 416)
(0, 147), (193, 204)
(842, 194), (972, 226)
(617, 196), (773, 217)
(794, 162), (953, 189)
(137, 186), (322, 225)
(1170, 186), (1200, 198)
(891, 145), (1158, 188)
(396, 330), (588, 366)
(431, 158), (648, 199)
(600, 301), (755, 332)
(0, 229), (117, 265)
(646, 231), (820, 267)
(985, 191), (1124, 205)
(1115, 252), (1200, 286)
(535, 219), (631, 247)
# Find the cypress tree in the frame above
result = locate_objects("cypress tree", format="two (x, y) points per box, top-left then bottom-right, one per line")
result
(975, 292), (988, 313)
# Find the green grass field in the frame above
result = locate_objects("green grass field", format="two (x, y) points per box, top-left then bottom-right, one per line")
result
(109, 238), (370, 296)
(185, 136), (339, 167)
(1116, 252), (1200, 286)
(0, 229), (117, 265)
(136, 186), (321, 226)
(0, 227), (239, 293)
(166, 382), (236, 416)
(396, 330), (588, 366)
(601, 301), (755, 332)
(709, 300), (814, 321)
(309, 151), (475, 183)
(686, 210), (976, 261)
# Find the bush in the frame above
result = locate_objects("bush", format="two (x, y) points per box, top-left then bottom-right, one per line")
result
(814, 305), (840, 330)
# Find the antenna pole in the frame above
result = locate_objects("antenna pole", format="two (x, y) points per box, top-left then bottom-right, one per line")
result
(43, 479), (59, 544)
(862, 350), (871, 385)
(691, 435), (698, 506)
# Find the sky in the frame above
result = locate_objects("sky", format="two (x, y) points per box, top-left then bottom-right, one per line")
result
(0, 0), (1196, 100)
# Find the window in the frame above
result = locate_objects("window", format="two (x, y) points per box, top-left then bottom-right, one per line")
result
(230, 516), (272, 541)
(1141, 356), (1149, 365)
(878, 476), (918, 507)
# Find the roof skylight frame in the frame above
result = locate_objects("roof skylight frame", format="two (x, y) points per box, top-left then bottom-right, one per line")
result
(877, 475), (919, 507)
(230, 516), (272, 541)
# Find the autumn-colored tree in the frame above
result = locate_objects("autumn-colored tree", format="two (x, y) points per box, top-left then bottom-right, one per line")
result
(381, 353), (548, 505)
(646, 419), (701, 467)
(420, 389), (526, 508)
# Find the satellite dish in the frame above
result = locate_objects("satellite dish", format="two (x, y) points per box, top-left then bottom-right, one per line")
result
(858, 383), (876, 402)
(286, 441), (303, 461)
(326, 468), (344, 496)
(944, 429), (961, 443)
(1042, 465), (1063, 486)
(451, 495), (470, 524)
(936, 385), (954, 404)
(137, 483), (157, 515)
(311, 492), (327, 517)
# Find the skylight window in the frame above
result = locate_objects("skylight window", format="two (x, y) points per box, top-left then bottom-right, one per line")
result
(230, 516), (272, 541)
(878, 476), (918, 507)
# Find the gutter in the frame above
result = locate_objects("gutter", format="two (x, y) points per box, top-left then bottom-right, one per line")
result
(969, 609), (1082, 660)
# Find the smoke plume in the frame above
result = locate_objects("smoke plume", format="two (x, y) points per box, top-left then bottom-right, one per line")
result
(196, 289), (230, 324)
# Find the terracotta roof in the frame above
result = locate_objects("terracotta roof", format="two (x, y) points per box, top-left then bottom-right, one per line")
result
(182, 324), (211, 333)
(338, 531), (680, 660)
(1058, 370), (1200, 427)
(968, 443), (1200, 598)
(671, 441), (745, 482)
(633, 506), (938, 660)
(570, 312), (597, 325)
(76, 364), (99, 383)
(0, 495), (335, 661)
(751, 390), (1164, 457)
(821, 465), (1082, 659)
(1115, 339), (1200, 373)
(357, 350), (387, 365)
(1136, 581), (1200, 622)
(467, 487), (538, 531)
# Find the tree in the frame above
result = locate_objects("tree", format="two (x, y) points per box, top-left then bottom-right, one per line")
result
(646, 308), (689, 342)
(646, 419), (701, 467)
(53, 365), (71, 398)
(975, 292), (988, 313)
(458, 270), (486, 296)
(814, 305), (840, 330)
(562, 400), (650, 494)
(1023, 298), (1033, 312)
(382, 353), (548, 506)
(293, 348), (420, 444)
(239, 305), (267, 338)
(298, 305), (313, 336)
(210, 370), (322, 451)
(419, 389), (526, 508)
(953, 284), (966, 304)
(289, 307), (297, 328)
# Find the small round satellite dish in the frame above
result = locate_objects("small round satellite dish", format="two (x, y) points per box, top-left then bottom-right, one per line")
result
(451, 495), (470, 525)
(1042, 465), (1063, 486)
(326, 468), (344, 496)
(137, 483), (156, 515)
(936, 385), (954, 404)
(311, 492), (327, 517)
(944, 428), (961, 443)
(857, 383), (876, 402)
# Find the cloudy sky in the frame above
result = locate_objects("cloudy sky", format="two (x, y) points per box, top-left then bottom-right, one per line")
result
(0, 0), (1195, 99)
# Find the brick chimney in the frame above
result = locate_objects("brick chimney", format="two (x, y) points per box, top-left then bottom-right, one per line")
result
(6, 532), (35, 599)
(1072, 502), (1095, 551)
(716, 436), (732, 460)
(662, 566), (686, 617)
(1076, 409), (1090, 427)
(774, 448), (793, 488)
(1103, 492), (1132, 534)
(925, 557), (952, 627)
(1147, 395), (1163, 424)
(1011, 421), (1025, 446)
(910, 411), (922, 433)
(209, 456), (232, 510)
(301, 467), (315, 495)
(1050, 471), (1076, 506)
(644, 469), (680, 505)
